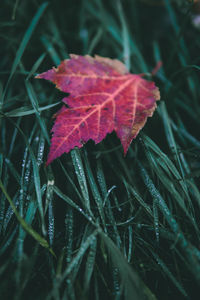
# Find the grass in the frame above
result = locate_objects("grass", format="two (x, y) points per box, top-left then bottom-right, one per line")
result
(1, 0), (200, 299)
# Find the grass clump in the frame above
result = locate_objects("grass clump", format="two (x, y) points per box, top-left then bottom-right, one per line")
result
(1, 0), (200, 299)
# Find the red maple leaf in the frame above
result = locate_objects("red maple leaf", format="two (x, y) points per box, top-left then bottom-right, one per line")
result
(36, 54), (160, 165)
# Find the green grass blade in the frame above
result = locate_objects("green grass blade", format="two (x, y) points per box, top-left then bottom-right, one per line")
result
(83, 150), (106, 230)
(53, 185), (94, 224)
(84, 237), (97, 291)
(117, 0), (131, 70)
(2, 2), (49, 105)
(101, 232), (157, 300)
(25, 80), (50, 143)
(0, 179), (55, 256)
(71, 149), (93, 216)
(5, 102), (60, 117)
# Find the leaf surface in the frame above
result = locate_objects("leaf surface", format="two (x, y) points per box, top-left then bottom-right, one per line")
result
(36, 54), (160, 165)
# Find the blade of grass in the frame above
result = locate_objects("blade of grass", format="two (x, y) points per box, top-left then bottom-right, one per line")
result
(101, 232), (157, 300)
(2, 2), (49, 106)
(47, 228), (100, 300)
(3, 116), (46, 235)
(26, 52), (46, 80)
(4, 102), (60, 117)
(117, 0), (131, 70)
(40, 35), (61, 65)
(138, 161), (200, 283)
(83, 149), (106, 230)
(53, 185), (94, 224)
(84, 237), (97, 291)
(71, 149), (93, 217)
(25, 80), (50, 144)
(0, 179), (55, 256)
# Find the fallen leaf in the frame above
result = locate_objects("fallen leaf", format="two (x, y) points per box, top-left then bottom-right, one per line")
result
(36, 54), (160, 165)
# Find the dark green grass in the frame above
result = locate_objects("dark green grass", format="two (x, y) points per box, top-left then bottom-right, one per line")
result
(1, 0), (200, 299)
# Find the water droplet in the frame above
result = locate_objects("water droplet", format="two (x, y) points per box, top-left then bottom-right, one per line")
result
(80, 28), (88, 39)
(37, 138), (45, 166)
(34, 136), (39, 142)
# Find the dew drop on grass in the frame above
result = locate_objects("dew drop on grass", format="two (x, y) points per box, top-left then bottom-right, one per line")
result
(48, 200), (54, 246)
(37, 138), (45, 166)
(24, 159), (31, 185)
(48, 220), (54, 246)
(153, 201), (159, 243)
(65, 209), (73, 263)
(21, 159), (25, 169)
